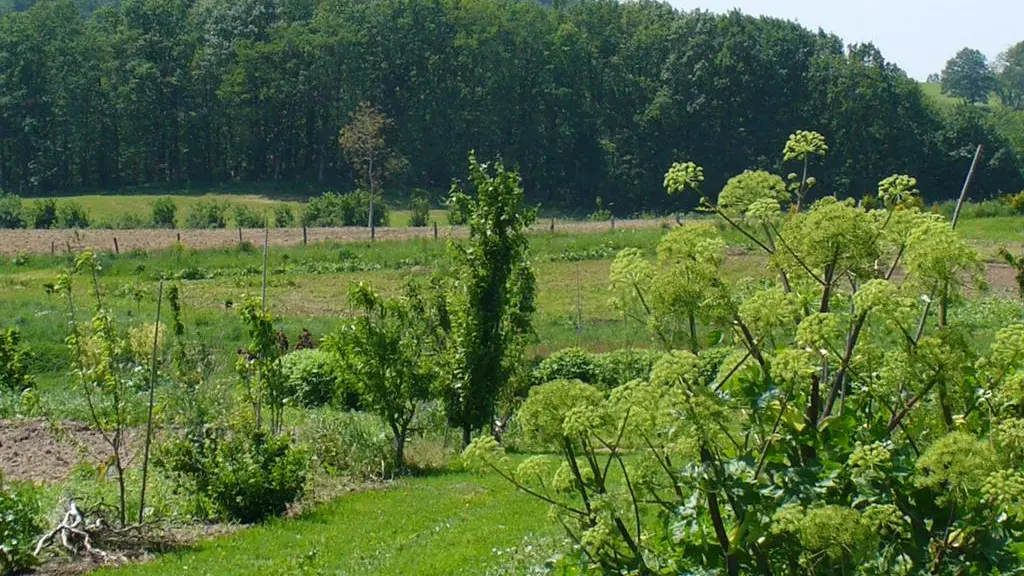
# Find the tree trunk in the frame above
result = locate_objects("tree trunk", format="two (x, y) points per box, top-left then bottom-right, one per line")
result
(462, 423), (472, 449)
(395, 432), (406, 473)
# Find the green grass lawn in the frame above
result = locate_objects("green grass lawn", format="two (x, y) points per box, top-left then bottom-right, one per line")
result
(919, 82), (1002, 111)
(99, 470), (556, 576)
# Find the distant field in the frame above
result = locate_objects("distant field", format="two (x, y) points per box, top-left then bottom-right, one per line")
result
(24, 193), (452, 229)
(919, 82), (1001, 111)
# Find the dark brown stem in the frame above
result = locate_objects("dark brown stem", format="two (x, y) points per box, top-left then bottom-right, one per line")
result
(822, 311), (868, 420)
(701, 446), (738, 576)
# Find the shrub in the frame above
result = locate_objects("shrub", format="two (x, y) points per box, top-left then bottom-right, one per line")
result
(446, 190), (471, 225)
(408, 196), (430, 227)
(301, 191), (389, 227)
(533, 347), (600, 385)
(151, 197), (177, 228)
(56, 201), (90, 228)
(158, 424), (308, 523)
(588, 196), (613, 222)
(185, 200), (229, 229)
(302, 410), (394, 479)
(232, 204), (267, 228)
(0, 328), (33, 393)
(0, 193), (23, 229)
(94, 212), (146, 230)
(280, 349), (342, 408)
(273, 204), (295, 228)
(26, 199), (57, 229)
(0, 479), (43, 575)
(1006, 191), (1024, 214)
(593, 348), (661, 388)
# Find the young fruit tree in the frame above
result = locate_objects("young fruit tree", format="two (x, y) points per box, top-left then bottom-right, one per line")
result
(325, 282), (434, 472)
(443, 152), (536, 447)
(467, 132), (1024, 575)
(338, 102), (405, 240)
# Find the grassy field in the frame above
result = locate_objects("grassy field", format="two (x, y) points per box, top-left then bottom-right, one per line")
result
(919, 82), (1003, 111)
(97, 470), (555, 576)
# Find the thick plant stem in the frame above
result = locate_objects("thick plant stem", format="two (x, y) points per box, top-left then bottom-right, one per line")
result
(138, 280), (165, 525)
(702, 446), (738, 576)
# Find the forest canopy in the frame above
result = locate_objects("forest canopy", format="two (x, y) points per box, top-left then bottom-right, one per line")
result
(0, 0), (1020, 212)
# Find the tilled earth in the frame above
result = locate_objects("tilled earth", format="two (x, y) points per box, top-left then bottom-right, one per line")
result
(0, 419), (136, 483)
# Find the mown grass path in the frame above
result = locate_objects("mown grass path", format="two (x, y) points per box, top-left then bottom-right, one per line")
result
(100, 471), (554, 576)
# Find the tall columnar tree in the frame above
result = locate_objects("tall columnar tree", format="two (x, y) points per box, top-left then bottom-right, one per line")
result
(444, 152), (536, 447)
(941, 47), (995, 104)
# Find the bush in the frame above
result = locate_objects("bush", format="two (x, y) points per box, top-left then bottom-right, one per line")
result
(94, 212), (146, 230)
(151, 197), (177, 228)
(26, 199), (57, 229)
(158, 424), (308, 523)
(593, 348), (661, 388)
(0, 328), (32, 394)
(0, 193), (23, 229)
(280, 349), (343, 408)
(588, 196), (612, 221)
(301, 191), (389, 227)
(0, 479), (43, 575)
(533, 347), (600, 386)
(302, 410), (394, 479)
(1007, 191), (1024, 214)
(447, 190), (471, 225)
(232, 204), (267, 228)
(408, 196), (430, 227)
(56, 201), (90, 229)
(185, 200), (229, 229)
(273, 204), (295, 228)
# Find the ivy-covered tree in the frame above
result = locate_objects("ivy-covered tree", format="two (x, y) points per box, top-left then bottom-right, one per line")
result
(443, 152), (536, 448)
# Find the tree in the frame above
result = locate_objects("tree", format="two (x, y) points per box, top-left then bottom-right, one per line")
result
(443, 152), (536, 448)
(339, 102), (404, 240)
(328, 282), (433, 472)
(941, 47), (995, 103)
(995, 41), (1024, 110)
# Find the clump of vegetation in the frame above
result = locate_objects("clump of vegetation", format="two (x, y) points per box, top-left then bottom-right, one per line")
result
(26, 199), (57, 229)
(185, 200), (229, 229)
(232, 204), (267, 228)
(301, 191), (389, 228)
(469, 131), (1024, 575)
(0, 192), (23, 229)
(95, 212), (146, 230)
(273, 204), (294, 228)
(158, 424), (308, 523)
(303, 410), (394, 480)
(588, 196), (612, 221)
(151, 197), (177, 228)
(0, 328), (33, 394)
(446, 188), (471, 225)
(280, 348), (342, 408)
(56, 201), (90, 229)
(0, 476), (43, 575)
(408, 195), (430, 227)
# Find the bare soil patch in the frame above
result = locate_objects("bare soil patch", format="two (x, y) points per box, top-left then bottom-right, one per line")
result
(0, 419), (135, 484)
(0, 220), (668, 256)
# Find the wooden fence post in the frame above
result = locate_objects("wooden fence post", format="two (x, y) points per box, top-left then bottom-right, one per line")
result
(238, 228), (243, 243)
(113, 237), (119, 254)
(611, 215), (616, 230)
(433, 221), (438, 240)
(302, 226), (307, 245)
(550, 217), (555, 232)
(50, 241), (55, 255)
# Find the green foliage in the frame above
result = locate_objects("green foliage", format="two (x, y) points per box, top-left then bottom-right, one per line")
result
(273, 204), (294, 228)
(718, 170), (788, 217)
(324, 282), (434, 471)
(532, 347), (599, 386)
(232, 204), (267, 228)
(408, 196), (430, 228)
(942, 47), (995, 103)
(302, 409), (394, 480)
(280, 348), (342, 408)
(301, 191), (389, 227)
(158, 424), (308, 524)
(95, 211), (146, 230)
(441, 153), (536, 446)
(0, 328), (32, 393)
(481, 138), (1024, 575)
(0, 192), (22, 229)
(446, 189), (471, 226)
(56, 200), (89, 228)
(0, 479), (43, 575)
(151, 197), (177, 228)
(996, 41), (1024, 110)
(185, 200), (229, 229)
(25, 199), (56, 229)
(236, 298), (289, 434)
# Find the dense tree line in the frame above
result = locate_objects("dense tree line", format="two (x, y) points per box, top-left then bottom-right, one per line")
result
(0, 0), (1020, 213)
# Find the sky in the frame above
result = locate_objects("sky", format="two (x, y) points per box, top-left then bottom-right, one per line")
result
(667, 0), (1023, 81)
